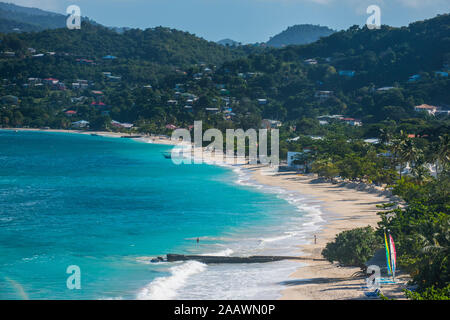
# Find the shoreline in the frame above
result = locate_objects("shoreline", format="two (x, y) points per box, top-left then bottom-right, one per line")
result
(0, 127), (179, 146)
(2, 128), (411, 299)
(243, 165), (410, 300)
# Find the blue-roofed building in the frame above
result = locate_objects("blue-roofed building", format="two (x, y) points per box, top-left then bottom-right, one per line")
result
(435, 71), (449, 77)
(408, 74), (421, 82)
(338, 70), (355, 77)
(103, 55), (117, 60)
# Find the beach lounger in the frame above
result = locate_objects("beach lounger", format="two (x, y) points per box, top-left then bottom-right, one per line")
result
(364, 288), (380, 298)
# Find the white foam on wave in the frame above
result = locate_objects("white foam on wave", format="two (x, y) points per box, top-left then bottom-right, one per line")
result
(137, 164), (328, 300)
(137, 261), (207, 300)
(201, 248), (234, 256)
(232, 165), (326, 233)
(259, 232), (298, 244)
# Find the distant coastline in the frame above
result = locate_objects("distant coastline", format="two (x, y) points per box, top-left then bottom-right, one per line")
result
(0, 127), (179, 146)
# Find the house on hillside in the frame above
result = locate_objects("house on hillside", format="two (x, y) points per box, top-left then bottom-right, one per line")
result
(341, 118), (362, 126)
(408, 74), (421, 82)
(43, 78), (59, 86)
(205, 107), (219, 114)
(91, 102), (108, 110)
(414, 104), (438, 116)
(71, 96), (86, 103)
(435, 71), (449, 77)
(376, 87), (395, 92)
(257, 99), (268, 105)
(315, 91), (334, 102)
(106, 75), (121, 81)
(103, 55), (117, 60)
(286, 150), (314, 172)
(338, 70), (355, 77)
(261, 119), (282, 129)
(317, 114), (343, 125)
(64, 110), (77, 117)
(72, 120), (89, 129)
(304, 59), (318, 65)
(111, 120), (133, 129)
(165, 124), (177, 130)
(76, 58), (95, 66)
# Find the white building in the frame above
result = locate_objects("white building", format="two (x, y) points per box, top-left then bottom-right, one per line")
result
(287, 152), (303, 167)
(414, 104), (438, 116)
(72, 120), (89, 128)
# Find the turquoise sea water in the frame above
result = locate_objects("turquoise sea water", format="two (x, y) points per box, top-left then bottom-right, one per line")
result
(0, 130), (321, 300)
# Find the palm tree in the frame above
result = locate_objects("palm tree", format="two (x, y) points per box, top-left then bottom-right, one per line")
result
(400, 138), (420, 176)
(379, 128), (392, 145)
(411, 161), (430, 184)
(390, 131), (408, 178)
(436, 134), (450, 176)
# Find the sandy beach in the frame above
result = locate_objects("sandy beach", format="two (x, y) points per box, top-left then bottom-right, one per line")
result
(242, 165), (410, 300)
(1, 129), (410, 299)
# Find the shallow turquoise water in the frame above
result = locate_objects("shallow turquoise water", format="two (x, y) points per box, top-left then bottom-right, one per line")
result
(0, 130), (298, 300)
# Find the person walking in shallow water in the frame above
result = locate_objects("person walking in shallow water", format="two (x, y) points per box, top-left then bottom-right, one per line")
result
(197, 237), (199, 244)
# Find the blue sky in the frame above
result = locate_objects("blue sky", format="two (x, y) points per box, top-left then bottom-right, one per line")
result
(6, 0), (450, 43)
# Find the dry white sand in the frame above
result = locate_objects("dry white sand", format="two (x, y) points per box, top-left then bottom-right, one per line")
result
(243, 165), (410, 300)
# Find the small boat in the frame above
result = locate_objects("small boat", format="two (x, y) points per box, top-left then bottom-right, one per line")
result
(162, 152), (172, 159)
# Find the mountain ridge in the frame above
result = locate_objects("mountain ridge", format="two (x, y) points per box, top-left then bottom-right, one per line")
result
(267, 24), (336, 48)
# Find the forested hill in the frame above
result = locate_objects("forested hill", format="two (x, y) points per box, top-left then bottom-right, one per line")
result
(0, 21), (253, 66)
(267, 24), (335, 48)
(266, 14), (450, 85)
(0, 2), (66, 33)
(224, 14), (450, 89)
(0, 14), (448, 135)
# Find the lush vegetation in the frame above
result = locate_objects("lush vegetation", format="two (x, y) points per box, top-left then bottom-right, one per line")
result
(404, 285), (450, 300)
(322, 227), (380, 269)
(320, 130), (449, 299)
(0, 15), (448, 135)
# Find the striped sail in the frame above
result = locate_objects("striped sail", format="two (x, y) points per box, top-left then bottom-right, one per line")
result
(384, 231), (392, 275)
(389, 233), (397, 278)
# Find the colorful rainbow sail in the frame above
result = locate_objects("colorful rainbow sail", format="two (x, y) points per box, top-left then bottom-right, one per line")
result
(384, 231), (392, 275)
(384, 231), (397, 279)
(389, 233), (397, 279)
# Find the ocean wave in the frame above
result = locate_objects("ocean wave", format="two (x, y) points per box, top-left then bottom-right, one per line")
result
(259, 232), (298, 244)
(140, 164), (327, 300)
(201, 248), (234, 256)
(137, 261), (207, 300)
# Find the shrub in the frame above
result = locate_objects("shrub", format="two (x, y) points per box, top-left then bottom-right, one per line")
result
(322, 226), (380, 269)
(404, 285), (450, 300)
